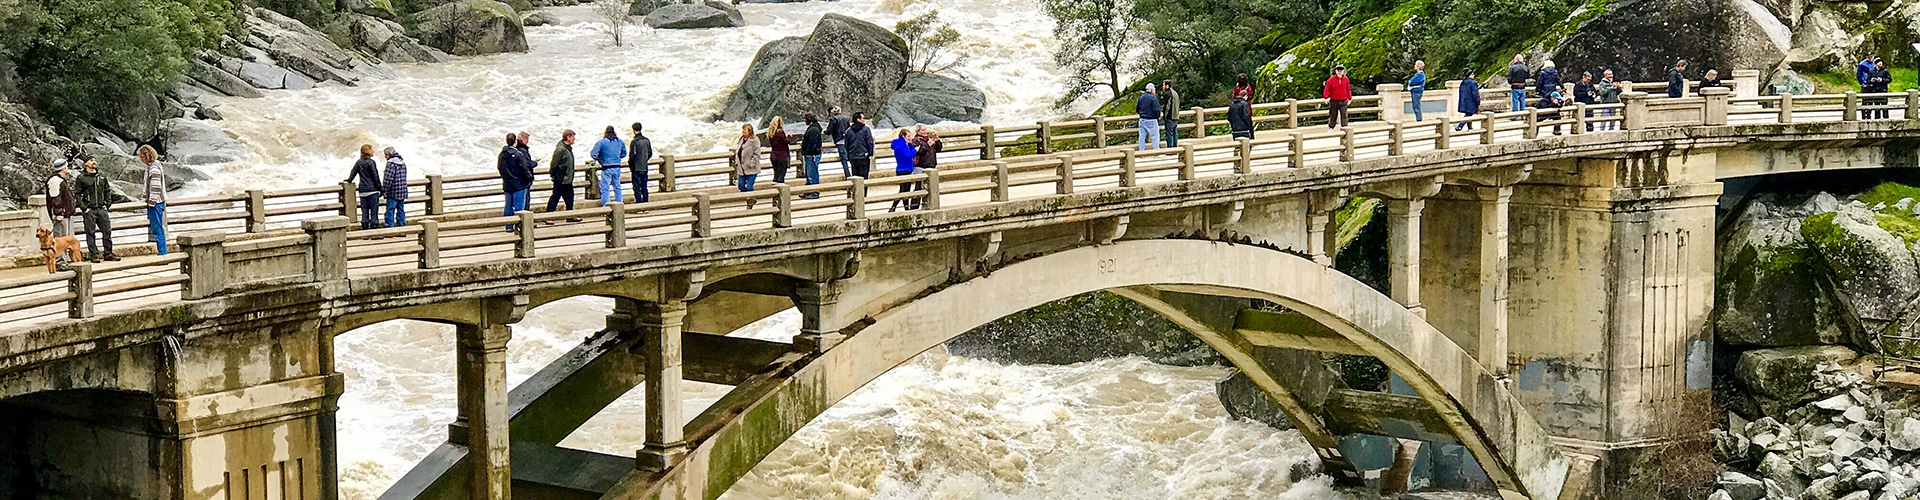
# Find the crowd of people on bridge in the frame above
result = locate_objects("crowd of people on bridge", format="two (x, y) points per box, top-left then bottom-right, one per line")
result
(33, 52), (1907, 270)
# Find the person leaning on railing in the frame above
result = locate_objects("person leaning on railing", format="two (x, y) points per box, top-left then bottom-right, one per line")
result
(382, 147), (409, 227)
(1573, 71), (1597, 132)
(74, 153), (118, 262)
(138, 145), (168, 255)
(589, 126), (627, 204)
(344, 144), (383, 230)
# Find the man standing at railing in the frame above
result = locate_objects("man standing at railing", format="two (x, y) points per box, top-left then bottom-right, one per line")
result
(827, 106), (851, 178)
(546, 130), (576, 217)
(1507, 55), (1530, 114)
(1136, 83), (1162, 151)
(75, 154), (117, 262)
(844, 112), (875, 182)
(1667, 60), (1688, 98)
(1323, 66), (1352, 129)
(499, 133), (534, 232)
(1408, 60), (1427, 122)
(1597, 69), (1622, 131)
(590, 126), (627, 204)
(1573, 72), (1596, 132)
(382, 147), (409, 227)
(1160, 79), (1181, 148)
(1858, 55), (1880, 95)
(801, 114), (824, 199)
(1865, 58), (1893, 119)
(630, 123), (654, 202)
(1227, 95), (1254, 139)
(45, 159), (75, 241)
(1456, 69), (1481, 131)
(138, 145), (167, 255)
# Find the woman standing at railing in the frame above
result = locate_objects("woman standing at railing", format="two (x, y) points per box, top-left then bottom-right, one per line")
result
(1233, 73), (1254, 102)
(800, 114), (824, 199)
(733, 124), (762, 209)
(138, 145), (168, 255)
(912, 126), (942, 211)
(888, 128), (918, 213)
(769, 116), (792, 185)
(344, 144), (383, 230)
(1228, 95), (1254, 139)
(383, 147), (410, 227)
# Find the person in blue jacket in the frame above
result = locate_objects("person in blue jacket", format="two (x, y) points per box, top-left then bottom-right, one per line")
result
(1858, 55), (1880, 92)
(1456, 69), (1481, 131)
(1136, 83), (1161, 151)
(1408, 60), (1428, 121)
(888, 128), (918, 212)
(589, 126), (627, 203)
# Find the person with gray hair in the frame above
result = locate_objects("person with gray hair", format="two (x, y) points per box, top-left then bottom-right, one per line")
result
(1408, 60), (1428, 121)
(382, 146), (410, 227)
(1135, 82), (1162, 150)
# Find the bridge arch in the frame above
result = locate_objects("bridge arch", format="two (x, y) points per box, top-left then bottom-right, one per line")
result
(621, 239), (1569, 500)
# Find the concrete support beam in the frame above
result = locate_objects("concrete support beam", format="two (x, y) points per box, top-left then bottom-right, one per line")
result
(1367, 176), (1443, 317)
(637, 300), (689, 472)
(1233, 308), (1370, 356)
(1475, 185), (1515, 375)
(1306, 189), (1350, 266)
(1323, 389), (1460, 445)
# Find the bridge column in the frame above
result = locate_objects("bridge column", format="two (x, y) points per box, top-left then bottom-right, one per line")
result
(1422, 167), (1531, 375)
(455, 322), (513, 499)
(637, 300), (691, 472)
(793, 281), (847, 352)
(1367, 177), (1443, 317)
(1305, 189), (1349, 266)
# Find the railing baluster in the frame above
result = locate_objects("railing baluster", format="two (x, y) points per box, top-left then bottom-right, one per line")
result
(516, 211), (536, 259)
(1388, 122), (1404, 156)
(1779, 93), (1794, 123)
(427, 174), (445, 215)
(1340, 128), (1356, 162)
(1037, 121), (1054, 154)
(1844, 92), (1859, 122)
(1120, 150), (1137, 186)
(981, 125), (998, 160)
(419, 219), (440, 269)
(1236, 138), (1253, 174)
(1482, 114), (1496, 144)
(660, 155), (678, 193)
(692, 193), (712, 237)
(1192, 106), (1208, 139)
(1908, 90), (1919, 120)
(1436, 117), (1452, 150)
(992, 162), (1009, 202)
(1056, 155), (1075, 195)
(605, 202), (625, 248)
(924, 169), (942, 210)
(339, 182), (357, 218)
(1524, 109), (1540, 139)
(774, 184), (793, 228)
(247, 189), (266, 233)
(1572, 103), (1587, 134)
(847, 178), (867, 219)
(1289, 133), (1306, 169)
(68, 263), (92, 319)
(584, 164), (601, 201)
(1179, 145), (1196, 180)
(1286, 99), (1300, 128)
(1094, 116), (1108, 148)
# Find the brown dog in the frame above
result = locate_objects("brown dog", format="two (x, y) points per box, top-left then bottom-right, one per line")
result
(37, 226), (83, 274)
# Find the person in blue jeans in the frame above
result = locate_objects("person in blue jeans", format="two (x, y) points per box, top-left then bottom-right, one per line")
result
(801, 114), (824, 199)
(1136, 83), (1162, 151)
(589, 126), (626, 204)
(1408, 60), (1428, 121)
(382, 147), (409, 227)
(138, 145), (167, 255)
(498, 134), (534, 231)
(343, 144), (383, 230)
(1507, 54), (1530, 115)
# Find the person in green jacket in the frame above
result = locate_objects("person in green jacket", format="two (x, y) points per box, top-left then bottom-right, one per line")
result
(1160, 79), (1181, 148)
(74, 154), (118, 262)
(546, 129), (577, 218)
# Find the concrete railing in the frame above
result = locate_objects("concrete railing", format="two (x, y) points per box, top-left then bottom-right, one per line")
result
(2, 75), (1915, 328)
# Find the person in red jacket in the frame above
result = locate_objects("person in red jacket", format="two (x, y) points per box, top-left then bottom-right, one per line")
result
(1323, 65), (1353, 129)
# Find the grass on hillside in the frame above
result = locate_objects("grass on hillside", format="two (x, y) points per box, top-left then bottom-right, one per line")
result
(1805, 68), (1920, 94)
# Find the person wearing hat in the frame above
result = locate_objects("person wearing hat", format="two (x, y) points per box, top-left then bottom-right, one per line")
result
(1135, 82), (1162, 151)
(1323, 65), (1353, 128)
(382, 146), (410, 227)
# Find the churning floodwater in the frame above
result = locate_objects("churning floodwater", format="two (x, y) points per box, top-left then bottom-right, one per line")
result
(207, 2), (1344, 498)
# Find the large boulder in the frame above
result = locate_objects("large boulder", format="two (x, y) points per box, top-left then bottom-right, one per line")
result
(160, 119), (250, 167)
(718, 14), (910, 123)
(1546, 0), (1791, 82)
(1800, 206), (1920, 336)
(185, 59), (265, 99)
(212, 53), (318, 91)
(877, 71), (987, 128)
(414, 0), (531, 55)
(1734, 345), (1858, 416)
(1216, 369), (1295, 430)
(333, 13), (450, 64)
(1716, 194), (1850, 346)
(0, 101), (64, 209)
(644, 1), (746, 29)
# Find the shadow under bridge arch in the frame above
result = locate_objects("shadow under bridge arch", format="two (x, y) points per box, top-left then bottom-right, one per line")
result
(610, 239), (1570, 500)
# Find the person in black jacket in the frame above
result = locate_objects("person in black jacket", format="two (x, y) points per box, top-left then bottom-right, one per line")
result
(843, 113), (875, 185)
(1227, 96), (1254, 140)
(801, 114), (824, 198)
(1507, 55), (1530, 113)
(1667, 60), (1688, 98)
(343, 144), (383, 230)
(826, 106), (851, 178)
(1865, 59), (1893, 119)
(74, 154), (117, 262)
(498, 133), (534, 231)
(1573, 72), (1597, 131)
(546, 129), (577, 217)
(630, 123), (655, 202)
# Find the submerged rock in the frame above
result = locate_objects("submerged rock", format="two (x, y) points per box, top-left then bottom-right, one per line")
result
(1216, 369), (1295, 430)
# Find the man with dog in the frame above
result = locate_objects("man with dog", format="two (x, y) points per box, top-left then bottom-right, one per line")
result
(74, 153), (118, 262)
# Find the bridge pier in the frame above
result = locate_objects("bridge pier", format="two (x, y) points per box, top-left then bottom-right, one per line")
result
(636, 300), (689, 472)
(454, 322), (513, 499)
(151, 319), (336, 500)
(1368, 177), (1444, 318)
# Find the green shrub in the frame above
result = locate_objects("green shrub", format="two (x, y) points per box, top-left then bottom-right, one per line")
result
(0, 0), (235, 130)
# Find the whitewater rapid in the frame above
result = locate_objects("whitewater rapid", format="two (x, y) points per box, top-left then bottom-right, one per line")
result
(210, 2), (1344, 498)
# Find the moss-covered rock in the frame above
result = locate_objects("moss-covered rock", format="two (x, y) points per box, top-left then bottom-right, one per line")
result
(943, 291), (1226, 366)
(1252, 0), (1431, 101)
(1717, 198), (1843, 346)
(1733, 345), (1858, 415)
(1801, 205), (1920, 331)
